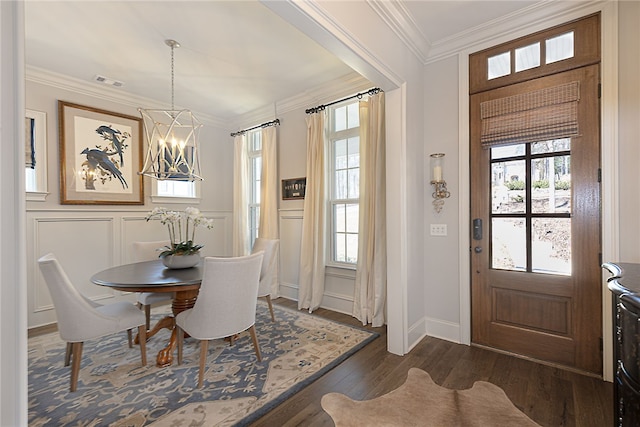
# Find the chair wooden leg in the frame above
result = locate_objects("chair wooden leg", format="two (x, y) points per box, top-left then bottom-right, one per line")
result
(198, 340), (209, 388)
(69, 342), (83, 392)
(249, 325), (262, 362)
(64, 342), (72, 367)
(138, 325), (147, 366)
(177, 327), (184, 365)
(127, 329), (133, 348)
(265, 295), (275, 322)
(144, 305), (151, 331)
(228, 334), (234, 346)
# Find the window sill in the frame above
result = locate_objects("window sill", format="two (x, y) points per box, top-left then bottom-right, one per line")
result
(325, 264), (357, 280)
(150, 195), (201, 204)
(26, 191), (48, 202)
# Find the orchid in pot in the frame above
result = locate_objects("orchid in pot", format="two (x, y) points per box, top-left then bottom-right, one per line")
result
(145, 207), (214, 268)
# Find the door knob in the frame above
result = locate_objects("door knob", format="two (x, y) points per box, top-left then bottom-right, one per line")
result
(474, 246), (482, 253)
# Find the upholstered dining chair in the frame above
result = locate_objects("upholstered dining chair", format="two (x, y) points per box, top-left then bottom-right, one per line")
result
(133, 240), (173, 330)
(37, 253), (147, 392)
(251, 237), (280, 322)
(176, 252), (264, 388)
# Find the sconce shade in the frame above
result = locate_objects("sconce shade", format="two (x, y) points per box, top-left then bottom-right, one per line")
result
(138, 108), (203, 181)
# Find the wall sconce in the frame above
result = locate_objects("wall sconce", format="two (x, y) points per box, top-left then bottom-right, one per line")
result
(430, 153), (450, 213)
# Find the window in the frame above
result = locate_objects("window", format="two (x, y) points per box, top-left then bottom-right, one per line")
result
(248, 129), (262, 247)
(328, 101), (360, 266)
(153, 167), (200, 202)
(156, 180), (196, 198)
(487, 31), (575, 80)
(25, 109), (48, 201)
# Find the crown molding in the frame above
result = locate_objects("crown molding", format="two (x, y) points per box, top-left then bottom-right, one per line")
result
(26, 66), (228, 129)
(229, 71), (372, 131)
(370, 0), (606, 65)
(425, 0), (606, 63)
(28, 65), (373, 134)
(367, 0), (431, 64)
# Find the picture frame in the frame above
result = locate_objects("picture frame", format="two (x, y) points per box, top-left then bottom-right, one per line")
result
(58, 101), (144, 205)
(282, 177), (306, 200)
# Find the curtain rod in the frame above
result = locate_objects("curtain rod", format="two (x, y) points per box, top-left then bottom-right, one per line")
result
(305, 87), (382, 114)
(230, 118), (280, 137)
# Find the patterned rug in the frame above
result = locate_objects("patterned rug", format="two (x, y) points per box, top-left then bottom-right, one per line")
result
(28, 301), (378, 426)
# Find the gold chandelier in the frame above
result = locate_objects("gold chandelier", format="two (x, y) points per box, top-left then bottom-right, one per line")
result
(139, 39), (203, 181)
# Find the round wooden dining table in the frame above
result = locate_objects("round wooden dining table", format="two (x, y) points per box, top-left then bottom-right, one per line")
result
(91, 259), (203, 367)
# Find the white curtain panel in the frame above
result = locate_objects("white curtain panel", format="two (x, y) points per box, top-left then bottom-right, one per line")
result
(298, 112), (326, 312)
(232, 135), (250, 256)
(353, 92), (387, 327)
(259, 125), (280, 297)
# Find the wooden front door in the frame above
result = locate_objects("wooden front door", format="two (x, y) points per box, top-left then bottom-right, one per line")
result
(470, 64), (602, 374)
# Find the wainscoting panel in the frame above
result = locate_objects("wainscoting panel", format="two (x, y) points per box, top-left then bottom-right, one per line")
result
(278, 209), (356, 314)
(27, 210), (233, 329)
(120, 211), (231, 264)
(29, 215), (116, 328)
(279, 209), (303, 300)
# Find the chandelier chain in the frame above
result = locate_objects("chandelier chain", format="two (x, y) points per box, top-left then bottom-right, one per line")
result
(170, 43), (175, 110)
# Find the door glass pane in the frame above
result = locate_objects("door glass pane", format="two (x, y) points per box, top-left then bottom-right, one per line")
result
(491, 144), (525, 159)
(532, 218), (571, 275)
(515, 42), (540, 72)
(546, 31), (574, 64)
(488, 51), (511, 80)
(531, 138), (570, 154)
(492, 218), (526, 271)
(532, 155), (571, 213)
(492, 160), (526, 214)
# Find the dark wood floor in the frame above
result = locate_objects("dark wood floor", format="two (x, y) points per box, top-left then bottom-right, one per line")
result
(251, 298), (613, 427)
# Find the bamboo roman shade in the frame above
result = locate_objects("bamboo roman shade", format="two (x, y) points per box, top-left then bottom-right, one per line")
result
(480, 81), (580, 147)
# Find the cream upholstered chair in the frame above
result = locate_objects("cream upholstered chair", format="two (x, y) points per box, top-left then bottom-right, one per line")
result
(251, 238), (279, 322)
(133, 240), (174, 330)
(37, 253), (147, 392)
(176, 252), (264, 388)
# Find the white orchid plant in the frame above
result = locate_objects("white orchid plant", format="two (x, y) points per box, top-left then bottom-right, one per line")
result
(145, 207), (214, 257)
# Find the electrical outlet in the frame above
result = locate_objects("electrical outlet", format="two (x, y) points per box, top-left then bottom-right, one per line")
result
(430, 224), (447, 236)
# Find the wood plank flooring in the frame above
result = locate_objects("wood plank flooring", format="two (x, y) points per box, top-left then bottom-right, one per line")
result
(251, 298), (613, 427)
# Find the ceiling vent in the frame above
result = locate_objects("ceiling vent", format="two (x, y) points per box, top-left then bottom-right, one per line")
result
(93, 75), (124, 88)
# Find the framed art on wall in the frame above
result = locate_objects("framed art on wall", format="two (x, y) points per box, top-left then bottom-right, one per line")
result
(282, 177), (306, 200)
(58, 101), (144, 205)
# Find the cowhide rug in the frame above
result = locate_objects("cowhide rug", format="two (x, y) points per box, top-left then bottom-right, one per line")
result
(321, 367), (540, 426)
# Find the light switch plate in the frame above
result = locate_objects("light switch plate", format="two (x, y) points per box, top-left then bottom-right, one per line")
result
(430, 224), (447, 236)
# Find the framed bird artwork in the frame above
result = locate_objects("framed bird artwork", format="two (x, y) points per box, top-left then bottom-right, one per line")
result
(58, 101), (144, 205)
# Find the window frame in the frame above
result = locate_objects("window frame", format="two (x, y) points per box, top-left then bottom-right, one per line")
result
(25, 109), (48, 201)
(470, 13), (600, 94)
(326, 99), (361, 269)
(247, 128), (262, 248)
(151, 179), (200, 204)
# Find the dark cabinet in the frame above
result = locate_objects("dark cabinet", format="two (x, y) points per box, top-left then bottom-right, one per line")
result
(603, 263), (640, 426)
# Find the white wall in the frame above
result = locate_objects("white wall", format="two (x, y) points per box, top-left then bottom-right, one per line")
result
(618, 0), (640, 262)
(1, 2), (28, 425)
(423, 55), (462, 341)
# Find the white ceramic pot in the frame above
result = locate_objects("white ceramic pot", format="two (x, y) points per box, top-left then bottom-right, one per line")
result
(161, 253), (200, 269)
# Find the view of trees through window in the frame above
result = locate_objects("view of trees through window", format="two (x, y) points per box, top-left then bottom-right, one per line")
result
(491, 138), (572, 275)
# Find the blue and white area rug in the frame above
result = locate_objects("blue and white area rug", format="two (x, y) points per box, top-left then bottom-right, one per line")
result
(28, 301), (378, 426)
